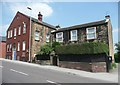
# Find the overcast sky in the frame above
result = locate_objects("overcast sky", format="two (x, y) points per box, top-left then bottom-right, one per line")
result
(0, 1), (119, 52)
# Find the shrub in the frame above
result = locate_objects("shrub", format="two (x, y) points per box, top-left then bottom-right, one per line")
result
(55, 42), (109, 55)
(38, 44), (53, 55)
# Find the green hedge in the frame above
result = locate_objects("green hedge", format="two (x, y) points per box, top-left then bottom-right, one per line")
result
(55, 42), (109, 55)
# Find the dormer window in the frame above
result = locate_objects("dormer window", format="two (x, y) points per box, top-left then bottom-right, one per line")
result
(86, 27), (96, 40)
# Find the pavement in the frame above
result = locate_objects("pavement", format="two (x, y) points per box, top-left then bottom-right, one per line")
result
(0, 58), (119, 84)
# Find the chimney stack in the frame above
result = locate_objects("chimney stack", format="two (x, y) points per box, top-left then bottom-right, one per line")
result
(105, 15), (110, 19)
(38, 12), (43, 21)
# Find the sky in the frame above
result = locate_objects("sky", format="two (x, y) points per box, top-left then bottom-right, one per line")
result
(0, 1), (119, 52)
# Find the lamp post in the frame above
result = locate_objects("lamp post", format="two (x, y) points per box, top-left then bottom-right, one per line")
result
(27, 7), (32, 63)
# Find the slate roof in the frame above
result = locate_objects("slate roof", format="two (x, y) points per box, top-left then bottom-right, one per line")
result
(18, 11), (56, 30)
(52, 19), (107, 33)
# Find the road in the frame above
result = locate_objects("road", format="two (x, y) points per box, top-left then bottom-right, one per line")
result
(0, 59), (118, 85)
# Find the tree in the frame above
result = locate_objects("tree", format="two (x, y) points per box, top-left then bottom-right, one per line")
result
(115, 42), (120, 63)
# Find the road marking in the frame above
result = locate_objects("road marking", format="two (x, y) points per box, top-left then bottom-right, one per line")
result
(10, 69), (28, 76)
(0, 66), (3, 68)
(46, 80), (61, 85)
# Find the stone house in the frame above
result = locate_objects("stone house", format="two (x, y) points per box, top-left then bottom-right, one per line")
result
(6, 11), (56, 62)
(51, 15), (114, 72)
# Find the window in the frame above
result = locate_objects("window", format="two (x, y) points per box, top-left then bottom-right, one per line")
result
(14, 28), (16, 36)
(23, 22), (26, 34)
(56, 32), (63, 42)
(9, 44), (12, 52)
(18, 26), (21, 35)
(70, 30), (77, 41)
(10, 30), (12, 38)
(35, 31), (39, 41)
(22, 41), (26, 51)
(86, 27), (96, 40)
(18, 42), (20, 51)
(7, 44), (9, 52)
(7, 31), (10, 38)
(46, 33), (50, 42)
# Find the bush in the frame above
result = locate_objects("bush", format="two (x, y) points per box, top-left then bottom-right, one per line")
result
(52, 41), (61, 50)
(38, 44), (53, 55)
(55, 42), (109, 55)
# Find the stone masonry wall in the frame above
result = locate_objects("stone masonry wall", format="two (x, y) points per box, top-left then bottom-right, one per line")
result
(31, 22), (53, 61)
(59, 61), (107, 72)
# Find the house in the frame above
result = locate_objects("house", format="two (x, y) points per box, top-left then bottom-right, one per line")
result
(52, 15), (114, 61)
(6, 11), (56, 62)
(51, 15), (114, 72)
(0, 36), (6, 58)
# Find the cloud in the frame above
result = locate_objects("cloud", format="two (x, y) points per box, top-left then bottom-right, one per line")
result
(112, 28), (120, 33)
(0, 24), (9, 36)
(9, 3), (53, 19)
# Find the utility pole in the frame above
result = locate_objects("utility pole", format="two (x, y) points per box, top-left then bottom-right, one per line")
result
(27, 7), (32, 63)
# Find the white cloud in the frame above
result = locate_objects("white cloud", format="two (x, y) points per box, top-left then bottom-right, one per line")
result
(0, 24), (9, 36)
(9, 3), (53, 19)
(112, 28), (120, 33)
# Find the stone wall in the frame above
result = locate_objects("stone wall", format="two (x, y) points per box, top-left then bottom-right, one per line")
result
(59, 61), (107, 72)
(31, 22), (54, 61)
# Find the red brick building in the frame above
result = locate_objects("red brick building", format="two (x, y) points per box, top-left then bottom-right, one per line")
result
(0, 36), (6, 58)
(6, 11), (55, 62)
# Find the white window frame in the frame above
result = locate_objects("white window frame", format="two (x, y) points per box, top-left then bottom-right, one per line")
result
(56, 32), (63, 42)
(23, 22), (26, 34)
(35, 31), (39, 41)
(14, 28), (17, 37)
(18, 26), (21, 35)
(8, 31), (10, 38)
(10, 30), (12, 38)
(9, 44), (12, 52)
(22, 41), (26, 51)
(70, 30), (77, 41)
(86, 27), (96, 40)
(46, 34), (50, 42)
(7, 44), (9, 52)
(18, 42), (20, 51)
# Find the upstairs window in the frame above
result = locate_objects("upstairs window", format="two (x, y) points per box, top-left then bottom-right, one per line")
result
(70, 30), (77, 41)
(7, 31), (10, 38)
(46, 33), (50, 42)
(86, 27), (96, 40)
(23, 22), (26, 34)
(10, 30), (12, 38)
(56, 32), (63, 42)
(14, 28), (16, 37)
(35, 31), (39, 41)
(18, 26), (21, 35)
(22, 41), (26, 51)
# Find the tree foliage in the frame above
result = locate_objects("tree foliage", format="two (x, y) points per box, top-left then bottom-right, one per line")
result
(114, 42), (120, 63)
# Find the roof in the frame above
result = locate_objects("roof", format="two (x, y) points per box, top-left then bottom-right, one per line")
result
(18, 11), (56, 30)
(52, 19), (107, 33)
(0, 36), (6, 42)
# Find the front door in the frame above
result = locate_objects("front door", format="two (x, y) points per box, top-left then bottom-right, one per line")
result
(12, 51), (16, 60)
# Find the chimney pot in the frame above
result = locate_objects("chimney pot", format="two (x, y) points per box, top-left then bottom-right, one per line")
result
(38, 12), (43, 21)
(105, 15), (110, 19)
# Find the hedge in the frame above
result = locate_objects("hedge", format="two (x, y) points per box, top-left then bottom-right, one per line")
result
(55, 42), (109, 55)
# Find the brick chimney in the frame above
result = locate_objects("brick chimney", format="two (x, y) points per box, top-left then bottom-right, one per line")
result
(38, 12), (43, 21)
